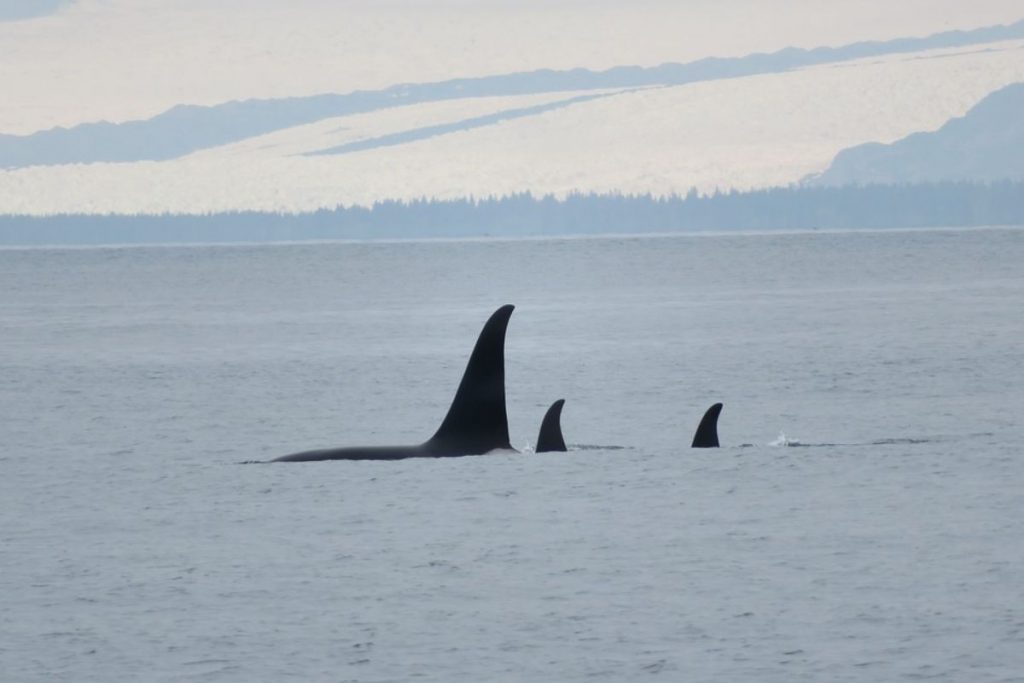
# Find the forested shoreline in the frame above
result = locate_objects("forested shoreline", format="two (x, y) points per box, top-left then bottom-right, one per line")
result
(1, 181), (1022, 245)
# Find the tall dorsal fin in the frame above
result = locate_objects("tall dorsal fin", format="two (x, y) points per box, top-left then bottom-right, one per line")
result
(691, 402), (723, 448)
(536, 399), (567, 452)
(425, 304), (514, 454)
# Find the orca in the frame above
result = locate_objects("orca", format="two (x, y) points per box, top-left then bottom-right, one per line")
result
(274, 304), (514, 462)
(535, 399), (567, 452)
(691, 402), (723, 448)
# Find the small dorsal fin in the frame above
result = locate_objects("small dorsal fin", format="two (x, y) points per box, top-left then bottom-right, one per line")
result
(536, 399), (567, 452)
(425, 304), (514, 454)
(691, 402), (723, 448)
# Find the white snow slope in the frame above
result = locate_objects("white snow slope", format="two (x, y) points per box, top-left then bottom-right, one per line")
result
(1, 1), (1023, 214)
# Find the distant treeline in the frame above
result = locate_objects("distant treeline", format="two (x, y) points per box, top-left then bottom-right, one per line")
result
(1, 181), (1022, 245)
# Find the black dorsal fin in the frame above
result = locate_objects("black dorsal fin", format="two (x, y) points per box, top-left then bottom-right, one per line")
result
(536, 399), (567, 452)
(425, 304), (514, 455)
(691, 402), (723, 448)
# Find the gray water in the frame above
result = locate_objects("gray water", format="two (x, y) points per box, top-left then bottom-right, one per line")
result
(2, 228), (1023, 681)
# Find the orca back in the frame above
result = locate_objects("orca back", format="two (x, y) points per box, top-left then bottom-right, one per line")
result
(536, 399), (567, 452)
(691, 402), (723, 448)
(425, 304), (514, 455)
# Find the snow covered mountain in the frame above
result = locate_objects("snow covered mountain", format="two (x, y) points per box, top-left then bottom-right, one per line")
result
(807, 82), (1024, 186)
(1, 2), (1023, 215)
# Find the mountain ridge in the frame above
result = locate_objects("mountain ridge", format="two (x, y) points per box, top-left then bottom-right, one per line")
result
(807, 81), (1024, 185)
(2, 18), (1022, 169)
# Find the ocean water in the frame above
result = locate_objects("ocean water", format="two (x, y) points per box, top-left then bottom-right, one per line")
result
(1, 228), (1023, 681)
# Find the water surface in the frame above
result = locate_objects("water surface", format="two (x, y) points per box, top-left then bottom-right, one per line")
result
(2, 228), (1022, 681)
